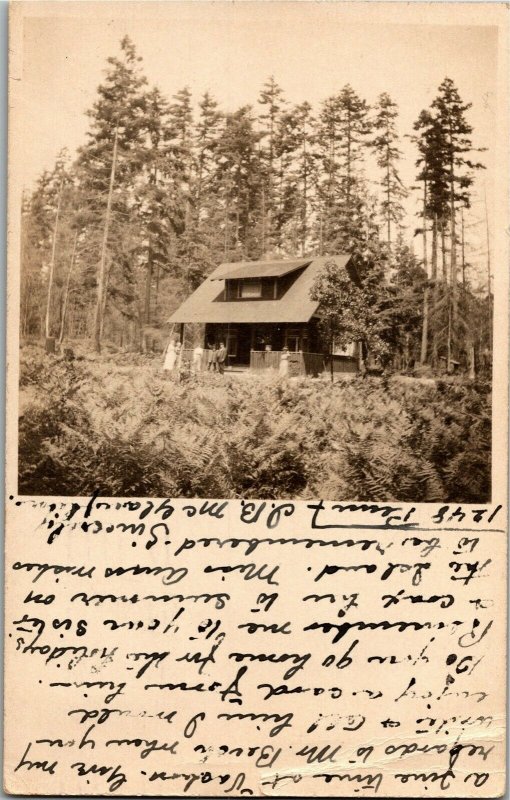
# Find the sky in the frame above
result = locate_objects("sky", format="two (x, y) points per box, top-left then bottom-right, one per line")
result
(14, 1), (502, 278)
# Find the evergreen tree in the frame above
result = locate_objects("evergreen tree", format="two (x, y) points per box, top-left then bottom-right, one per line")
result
(293, 102), (315, 255)
(335, 85), (371, 207)
(258, 77), (285, 252)
(21, 171), (59, 337)
(431, 78), (485, 322)
(413, 108), (450, 365)
(315, 86), (372, 252)
(21, 151), (76, 344)
(414, 80), (485, 370)
(413, 109), (450, 281)
(271, 108), (302, 253)
(215, 106), (263, 259)
(314, 94), (342, 251)
(168, 86), (194, 205)
(18, 41), (492, 377)
(194, 92), (222, 229)
(372, 93), (407, 248)
(388, 236), (427, 370)
(76, 35), (149, 351)
(138, 85), (187, 328)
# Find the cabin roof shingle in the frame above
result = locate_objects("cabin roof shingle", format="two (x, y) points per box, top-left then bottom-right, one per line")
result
(167, 254), (351, 325)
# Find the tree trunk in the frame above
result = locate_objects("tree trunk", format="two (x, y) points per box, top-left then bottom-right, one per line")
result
(44, 178), (63, 343)
(93, 124), (119, 354)
(144, 163), (159, 327)
(68, 299), (76, 339)
(144, 239), (153, 326)
(446, 289), (452, 373)
(301, 132), (308, 256)
(431, 213), (438, 282)
(100, 256), (113, 340)
(58, 230), (78, 346)
(461, 206), (466, 288)
(441, 225), (448, 283)
(386, 134), (391, 249)
(422, 180), (428, 273)
(357, 341), (365, 375)
(224, 194), (230, 257)
(420, 179), (429, 365)
(484, 189), (492, 356)
(449, 144), (458, 321)
(346, 110), (351, 208)
(431, 214), (438, 368)
(467, 339), (475, 380)
(154, 262), (160, 320)
(403, 333), (410, 372)
(195, 158), (203, 230)
(420, 285), (429, 366)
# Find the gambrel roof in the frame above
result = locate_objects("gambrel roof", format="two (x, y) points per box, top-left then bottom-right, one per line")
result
(167, 255), (352, 324)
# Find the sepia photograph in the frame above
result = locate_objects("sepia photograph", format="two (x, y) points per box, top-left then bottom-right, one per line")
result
(5, 4), (508, 798)
(15, 1), (497, 501)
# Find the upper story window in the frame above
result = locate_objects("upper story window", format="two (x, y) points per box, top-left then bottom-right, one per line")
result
(238, 278), (262, 298)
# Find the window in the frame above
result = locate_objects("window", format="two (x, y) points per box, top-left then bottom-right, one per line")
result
(238, 279), (262, 298)
(332, 340), (356, 357)
(286, 334), (301, 352)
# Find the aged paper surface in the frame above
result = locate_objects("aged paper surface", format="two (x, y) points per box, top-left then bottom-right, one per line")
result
(5, 1), (509, 796)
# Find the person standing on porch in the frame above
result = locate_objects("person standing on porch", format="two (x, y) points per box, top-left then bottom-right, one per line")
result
(193, 343), (204, 372)
(216, 342), (227, 374)
(279, 345), (289, 378)
(207, 343), (217, 371)
(163, 338), (177, 372)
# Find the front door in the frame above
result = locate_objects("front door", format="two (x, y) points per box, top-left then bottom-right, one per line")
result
(236, 324), (252, 365)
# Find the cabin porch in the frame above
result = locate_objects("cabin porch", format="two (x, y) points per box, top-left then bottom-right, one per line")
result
(177, 321), (358, 376)
(202, 321), (323, 368)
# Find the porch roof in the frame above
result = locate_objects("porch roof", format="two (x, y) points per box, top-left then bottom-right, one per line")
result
(167, 255), (351, 325)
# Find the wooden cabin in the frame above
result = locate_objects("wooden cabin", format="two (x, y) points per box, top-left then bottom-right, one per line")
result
(167, 255), (359, 376)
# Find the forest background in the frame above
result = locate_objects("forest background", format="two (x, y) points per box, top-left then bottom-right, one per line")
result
(15, 7), (499, 500)
(19, 16), (495, 374)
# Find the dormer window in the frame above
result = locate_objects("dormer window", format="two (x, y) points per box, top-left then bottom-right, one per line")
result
(238, 278), (262, 299)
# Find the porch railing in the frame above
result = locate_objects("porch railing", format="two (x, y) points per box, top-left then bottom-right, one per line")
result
(250, 350), (327, 376)
(250, 350), (282, 371)
(178, 348), (356, 376)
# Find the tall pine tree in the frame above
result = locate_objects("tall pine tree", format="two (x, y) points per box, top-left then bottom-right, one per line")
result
(76, 36), (148, 351)
(372, 93), (407, 249)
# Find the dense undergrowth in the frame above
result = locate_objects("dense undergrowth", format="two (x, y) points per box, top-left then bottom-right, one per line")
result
(18, 346), (491, 501)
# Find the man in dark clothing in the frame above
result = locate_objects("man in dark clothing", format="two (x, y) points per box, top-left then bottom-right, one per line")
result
(216, 342), (227, 374)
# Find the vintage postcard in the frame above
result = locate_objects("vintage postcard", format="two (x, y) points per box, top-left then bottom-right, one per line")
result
(5, 1), (508, 796)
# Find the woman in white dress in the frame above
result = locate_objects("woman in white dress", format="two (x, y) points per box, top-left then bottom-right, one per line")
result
(175, 341), (182, 366)
(192, 344), (204, 372)
(163, 339), (177, 371)
(279, 345), (290, 378)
